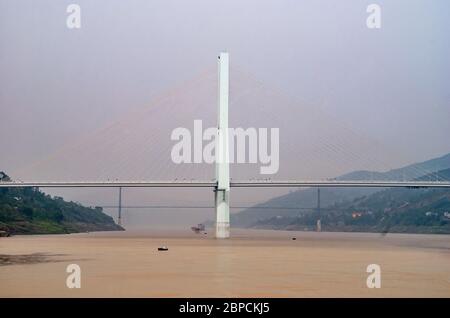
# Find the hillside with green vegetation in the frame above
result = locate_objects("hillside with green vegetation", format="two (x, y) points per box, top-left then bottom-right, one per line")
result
(0, 172), (123, 235)
(251, 169), (450, 234)
(232, 152), (450, 229)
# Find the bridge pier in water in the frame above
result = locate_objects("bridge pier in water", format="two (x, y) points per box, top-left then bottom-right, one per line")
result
(118, 187), (122, 226)
(316, 187), (321, 232)
(215, 52), (230, 239)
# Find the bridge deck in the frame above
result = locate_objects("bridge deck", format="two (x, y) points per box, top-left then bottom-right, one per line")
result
(1, 180), (450, 188)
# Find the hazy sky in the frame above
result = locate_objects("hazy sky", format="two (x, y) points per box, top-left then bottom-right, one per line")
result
(1, 1), (449, 225)
(1, 0), (449, 171)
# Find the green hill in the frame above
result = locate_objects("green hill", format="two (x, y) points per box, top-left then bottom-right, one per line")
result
(251, 169), (450, 234)
(0, 172), (123, 235)
(232, 152), (450, 230)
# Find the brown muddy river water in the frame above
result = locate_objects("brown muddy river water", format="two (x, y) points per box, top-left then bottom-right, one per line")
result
(1, 229), (449, 297)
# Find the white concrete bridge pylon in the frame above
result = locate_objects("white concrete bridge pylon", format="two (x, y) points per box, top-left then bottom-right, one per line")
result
(215, 52), (230, 239)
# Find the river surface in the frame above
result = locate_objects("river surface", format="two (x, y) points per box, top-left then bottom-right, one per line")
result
(1, 229), (449, 297)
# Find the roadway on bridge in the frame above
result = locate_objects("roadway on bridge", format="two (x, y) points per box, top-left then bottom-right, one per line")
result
(1, 180), (450, 188)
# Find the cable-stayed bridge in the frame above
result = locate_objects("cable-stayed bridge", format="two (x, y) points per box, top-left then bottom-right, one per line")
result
(2, 53), (449, 238)
(1, 180), (450, 188)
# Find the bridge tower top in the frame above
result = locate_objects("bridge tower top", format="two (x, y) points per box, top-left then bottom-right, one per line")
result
(216, 52), (230, 191)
